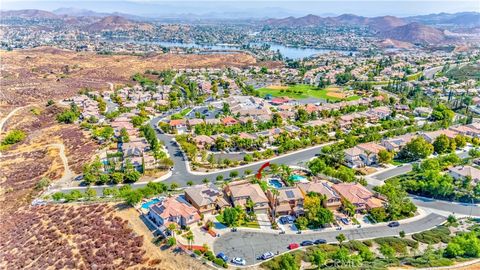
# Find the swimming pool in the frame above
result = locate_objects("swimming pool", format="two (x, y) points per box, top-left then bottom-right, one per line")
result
(141, 198), (161, 209)
(268, 178), (284, 188)
(290, 174), (307, 182)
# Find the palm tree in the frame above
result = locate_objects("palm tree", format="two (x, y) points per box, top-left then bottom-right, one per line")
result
(167, 223), (177, 237)
(186, 231), (194, 250)
(270, 189), (279, 221)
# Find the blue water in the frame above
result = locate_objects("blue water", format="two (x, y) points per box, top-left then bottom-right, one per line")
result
(290, 175), (306, 182)
(268, 179), (284, 188)
(108, 38), (354, 59)
(141, 198), (161, 209)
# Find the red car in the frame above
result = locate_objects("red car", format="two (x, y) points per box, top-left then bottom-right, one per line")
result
(288, 243), (299, 250)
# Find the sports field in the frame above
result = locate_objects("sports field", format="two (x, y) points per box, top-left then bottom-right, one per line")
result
(257, 84), (360, 101)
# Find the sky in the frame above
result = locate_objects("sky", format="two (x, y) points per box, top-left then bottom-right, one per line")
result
(2, 1), (480, 18)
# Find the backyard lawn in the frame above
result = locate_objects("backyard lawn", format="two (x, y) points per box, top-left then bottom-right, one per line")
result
(257, 84), (360, 101)
(215, 214), (260, 229)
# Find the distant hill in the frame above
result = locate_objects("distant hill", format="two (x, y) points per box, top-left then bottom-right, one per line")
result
(52, 7), (109, 17)
(85, 15), (153, 31)
(380, 22), (446, 44)
(1, 9), (59, 19)
(406, 12), (480, 27)
(264, 13), (406, 31)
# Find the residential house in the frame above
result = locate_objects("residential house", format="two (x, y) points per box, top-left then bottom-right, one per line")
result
(381, 134), (415, 152)
(267, 186), (304, 216)
(184, 184), (230, 214)
(297, 180), (342, 210)
(448, 165), (480, 186)
(148, 196), (201, 230)
(192, 135), (215, 149)
(421, 130), (458, 143)
(222, 116), (239, 126)
(169, 119), (187, 134)
(332, 183), (385, 212)
(344, 142), (386, 168)
(225, 181), (270, 213)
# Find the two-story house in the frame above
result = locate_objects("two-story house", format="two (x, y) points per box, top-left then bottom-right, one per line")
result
(184, 184), (230, 214)
(267, 186), (305, 216)
(148, 196), (201, 230)
(225, 181), (270, 214)
(297, 180), (342, 210)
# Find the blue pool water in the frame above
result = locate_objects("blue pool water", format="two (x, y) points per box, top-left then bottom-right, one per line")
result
(290, 175), (307, 182)
(141, 198), (161, 209)
(268, 179), (284, 188)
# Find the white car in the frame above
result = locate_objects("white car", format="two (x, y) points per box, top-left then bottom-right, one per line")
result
(231, 257), (246, 265)
(260, 252), (274, 260)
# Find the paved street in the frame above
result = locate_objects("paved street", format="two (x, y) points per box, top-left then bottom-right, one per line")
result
(371, 164), (413, 181)
(213, 213), (446, 266)
(410, 195), (480, 217)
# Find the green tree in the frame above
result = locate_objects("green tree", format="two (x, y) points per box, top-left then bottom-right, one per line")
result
(433, 134), (453, 154)
(278, 253), (299, 270)
(378, 149), (394, 164)
(222, 207), (238, 227)
(399, 137), (434, 161)
(85, 187), (97, 200)
(336, 233), (346, 244)
(310, 250), (326, 268)
(125, 190), (142, 205)
(187, 180), (194, 186)
(229, 171), (239, 178)
(1, 130), (26, 145)
(167, 237), (176, 247)
(295, 216), (309, 230)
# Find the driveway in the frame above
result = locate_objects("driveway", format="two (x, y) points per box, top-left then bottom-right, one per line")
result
(213, 213), (446, 266)
(257, 214), (272, 230)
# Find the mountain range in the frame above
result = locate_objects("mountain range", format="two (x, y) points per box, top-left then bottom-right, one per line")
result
(2, 9), (478, 45)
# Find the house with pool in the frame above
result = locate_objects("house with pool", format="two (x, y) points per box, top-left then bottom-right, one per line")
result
(147, 196), (201, 231)
(267, 186), (304, 216)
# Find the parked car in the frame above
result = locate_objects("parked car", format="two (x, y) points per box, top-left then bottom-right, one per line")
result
(260, 252), (274, 260)
(388, 221), (400, 227)
(314, 239), (327, 244)
(231, 257), (246, 266)
(216, 252), (229, 262)
(231, 227), (237, 232)
(300, 240), (314, 246)
(340, 218), (349, 225)
(288, 243), (300, 250)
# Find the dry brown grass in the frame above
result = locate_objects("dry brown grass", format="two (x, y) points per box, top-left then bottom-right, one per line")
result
(0, 105), (98, 218)
(0, 47), (257, 107)
(325, 87), (347, 98)
(0, 204), (150, 270)
(265, 84), (288, 90)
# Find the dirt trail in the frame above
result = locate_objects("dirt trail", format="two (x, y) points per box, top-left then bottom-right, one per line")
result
(0, 105), (29, 133)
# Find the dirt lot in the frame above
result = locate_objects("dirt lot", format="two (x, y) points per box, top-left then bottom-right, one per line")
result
(0, 47), (257, 109)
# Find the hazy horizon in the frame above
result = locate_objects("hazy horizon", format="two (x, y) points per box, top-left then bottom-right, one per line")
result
(2, 0), (480, 18)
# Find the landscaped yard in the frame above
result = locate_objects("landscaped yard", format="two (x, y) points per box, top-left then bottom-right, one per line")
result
(215, 214), (260, 229)
(257, 84), (360, 101)
(171, 108), (192, 119)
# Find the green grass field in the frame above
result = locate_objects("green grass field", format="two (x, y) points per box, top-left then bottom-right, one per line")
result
(257, 84), (360, 101)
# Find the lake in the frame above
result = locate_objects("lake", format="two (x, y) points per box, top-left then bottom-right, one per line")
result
(156, 41), (355, 59)
(118, 39), (355, 59)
